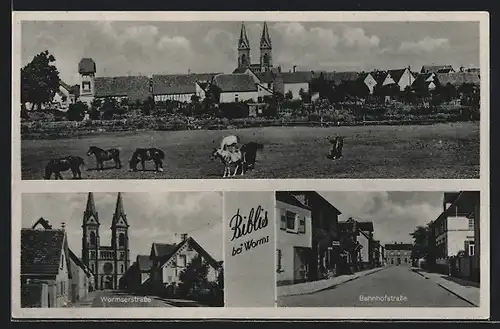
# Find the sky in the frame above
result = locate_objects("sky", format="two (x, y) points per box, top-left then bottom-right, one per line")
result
(319, 191), (447, 246)
(21, 192), (223, 262)
(21, 21), (479, 86)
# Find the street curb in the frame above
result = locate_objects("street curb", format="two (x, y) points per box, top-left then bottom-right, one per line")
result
(411, 268), (478, 307)
(436, 283), (478, 307)
(279, 267), (386, 298)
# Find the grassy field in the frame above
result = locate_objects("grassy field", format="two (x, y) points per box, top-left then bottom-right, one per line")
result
(21, 122), (480, 179)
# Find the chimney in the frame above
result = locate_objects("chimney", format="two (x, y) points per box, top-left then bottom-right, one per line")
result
(293, 65), (297, 73)
(61, 222), (66, 231)
(180, 233), (188, 242)
(278, 65), (282, 73)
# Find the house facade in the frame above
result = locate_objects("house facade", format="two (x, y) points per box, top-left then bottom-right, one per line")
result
(428, 191), (479, 278)
(290, 191), (342, 280)
(275, 192), (313, 285)
(212, 74), (258, 103)
(30, 217), (94, 303)
(152, 73), (219, 103)
(120, 255), (152, 293)
(149, 235), (221, 296)
(384, 243), (412, 266)
(21, 228), (72, 308)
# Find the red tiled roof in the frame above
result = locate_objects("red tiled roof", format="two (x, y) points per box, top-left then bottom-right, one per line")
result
(151, 242), (177, 258)
(275, 191), (312, 211)
(421, 65), (454, 74)
(94, 76), (151, 101)
(152, 73), (219, 95)
(387, 68), (408, 83)
(21, 229), (66, 276)
(213, 74), (257, 92)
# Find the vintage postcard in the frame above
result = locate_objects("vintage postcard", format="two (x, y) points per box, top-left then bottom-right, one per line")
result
(11, 10), (490, 321)
(14, 13), (487, 180)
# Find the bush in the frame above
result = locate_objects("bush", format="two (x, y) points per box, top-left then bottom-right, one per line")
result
(67, 101), (88, 121)
(218, 102), (249, 119)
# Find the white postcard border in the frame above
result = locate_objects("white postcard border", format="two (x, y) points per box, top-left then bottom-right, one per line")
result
(11, 11), (490, 320)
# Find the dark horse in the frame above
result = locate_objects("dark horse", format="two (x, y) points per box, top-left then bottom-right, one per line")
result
(129, 148), (165, 172)
(87, 146), (122, 170)
(327, 136), (344, 160)
(44, 156), (85, 180)
(240, 142), (264, 171)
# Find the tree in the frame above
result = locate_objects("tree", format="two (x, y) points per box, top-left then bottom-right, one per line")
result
(285, 90), (293, 101)
(410, 224), (431, 265)
(178, 255), (210, 298)
(141, 97), (155, 115)
(67, 101), (88, 121)
(21, 50), (60, 110)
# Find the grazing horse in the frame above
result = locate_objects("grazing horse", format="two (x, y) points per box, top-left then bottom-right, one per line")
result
(211, 148), (245, 178)
(44, 156), (85, 180)
(87, 146), (122, 170)
(129, 148), (165, 172)
(328, 136), (344, 160)
(220, 135), (240, 152)
(241, 142), (264, 171)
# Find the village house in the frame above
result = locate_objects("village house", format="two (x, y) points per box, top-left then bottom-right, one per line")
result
(21, 228), (72, 308)
(412, 72), (438, 91)
(78, 58), (151, 105)
(149, 234), (221, 296)
(290, 191), (342, 280)
(356, 221), (375, 269)
(382, 67), (415, 91)
(31, 217), (94, 303)
(428, 191), (479, 279)
(52, 81), (79, 111)
(212, 74), (259, 103)
(119, 255), (152, 293)
(421, 65), (455, 74)
(278, 70), (314, 100)
(275, 192), (313, 285)
(384, 242), (412, 266)
(151, 73), (220, 103)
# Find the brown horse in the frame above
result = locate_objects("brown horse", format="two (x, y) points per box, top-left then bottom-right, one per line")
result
(129, 148), (165, 172)
(44, 156), (85, 180)
(87, 146), (122, 170)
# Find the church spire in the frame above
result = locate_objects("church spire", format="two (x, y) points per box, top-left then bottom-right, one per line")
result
(260, 21), (272, 49)
(112, 192), (128, 228)
(83, 192), (99, 225)
(238, 22), (250, 50)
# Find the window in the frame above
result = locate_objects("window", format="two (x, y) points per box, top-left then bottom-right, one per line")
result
(468, 218), (475, 230)
(90, 251), (96, 260)
(90, 232), (96, 245)
(82, 81), (91, 92)
(179, 255), (187, 267)
(298, 216), (306, 234)
(276, 249), (283, 273)
(120, 252), (125, 260)
(286, 211), (296, 231)
(119, 233), (125, 247)
(279, 209), (287, 230)
(235, 97), (239, 102)
(91, 264), (95, 273)
(121, 265), (124, 273)
(60, 253), (64, 270)
(167, 276), (172, 283)
(469, 243), (475, 256)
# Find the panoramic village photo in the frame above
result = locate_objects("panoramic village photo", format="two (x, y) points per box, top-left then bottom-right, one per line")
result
(19, 20), (480, 179)
(19, 192), (224, 308)
(276, 191), (481, 307)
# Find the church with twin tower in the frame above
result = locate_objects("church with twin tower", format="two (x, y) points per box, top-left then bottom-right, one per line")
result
(81, 192), (130, 290)
(236, 22), (273, 73)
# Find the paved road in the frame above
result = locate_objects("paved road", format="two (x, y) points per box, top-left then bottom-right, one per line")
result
(90, 291), (175, 307)
(278, 266), (474, 307)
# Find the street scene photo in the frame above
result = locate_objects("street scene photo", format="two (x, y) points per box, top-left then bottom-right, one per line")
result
(276, 191), (480, 307)
(19, 19), (480, 179)
(20, 192), (224, 308)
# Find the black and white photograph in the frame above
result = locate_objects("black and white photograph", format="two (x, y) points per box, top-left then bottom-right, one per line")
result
(19, 19), (481, 180)
(276, 191), (481, 307)
(20, 192), (224, 308)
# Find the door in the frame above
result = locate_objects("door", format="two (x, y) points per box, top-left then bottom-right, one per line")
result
(293, 247), (308, 282)
(397, 257), (401, 265)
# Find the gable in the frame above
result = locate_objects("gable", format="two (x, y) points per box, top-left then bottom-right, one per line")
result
(85, 215), (98, 225)
(159, 237), (220, 270)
